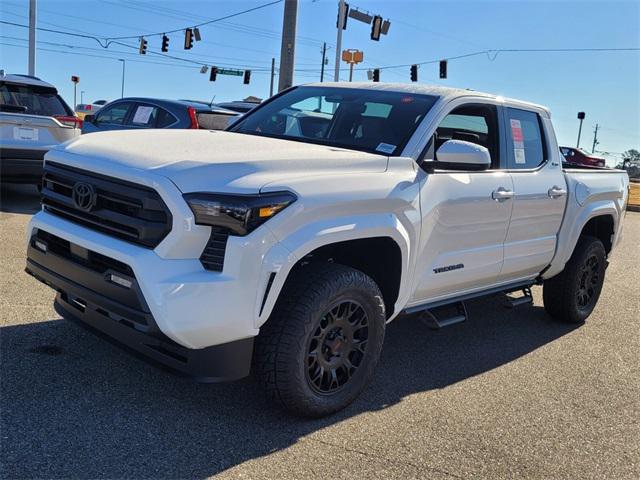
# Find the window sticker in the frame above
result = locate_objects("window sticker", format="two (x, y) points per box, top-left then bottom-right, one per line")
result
(510, 119), (526, 163)
(510, 119), (524, 148)
(376, 142), (396, 154)
(514, 148), (526, 164)
(132, 105), (154, 124)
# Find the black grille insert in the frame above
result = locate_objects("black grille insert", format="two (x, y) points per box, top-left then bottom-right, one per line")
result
(200, 227), (229, 272)
(35, 229), (133, 277)
(41, 162), (172, 248)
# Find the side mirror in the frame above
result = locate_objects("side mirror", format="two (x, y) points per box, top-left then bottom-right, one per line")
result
(84, 114), (95, 123)
(423, 140), (491, 172)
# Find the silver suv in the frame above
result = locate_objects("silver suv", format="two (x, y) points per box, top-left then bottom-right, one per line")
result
(1, 73), (80, 184)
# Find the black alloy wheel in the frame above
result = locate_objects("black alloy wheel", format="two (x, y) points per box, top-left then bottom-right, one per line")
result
(306, 300), (369, 394)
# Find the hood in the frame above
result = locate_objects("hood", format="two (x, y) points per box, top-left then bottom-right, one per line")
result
(55, 129), (388, 193)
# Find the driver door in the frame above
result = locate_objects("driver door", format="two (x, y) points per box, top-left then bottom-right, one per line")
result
(410, 102), (514, 304)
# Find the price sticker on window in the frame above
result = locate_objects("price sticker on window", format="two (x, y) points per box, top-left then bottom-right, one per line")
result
(510, 119), (526, 163)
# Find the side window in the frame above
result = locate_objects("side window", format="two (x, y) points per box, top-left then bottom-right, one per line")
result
(155, 108), (176, 128)
(129, 104), (160, 127)
(505, 108), (546, 169)
(425, 104), (499, 168)
(96, 102), (131, 125)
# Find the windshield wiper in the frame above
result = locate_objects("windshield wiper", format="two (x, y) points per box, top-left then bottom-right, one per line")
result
(0, 104), (28, 113)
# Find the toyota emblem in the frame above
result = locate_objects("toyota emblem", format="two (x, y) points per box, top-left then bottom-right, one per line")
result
(72, 182), (96, 211)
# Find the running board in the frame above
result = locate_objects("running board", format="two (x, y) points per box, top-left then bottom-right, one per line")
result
(403, 279), (535, 316)
(504, 287), (533, 308)
(419, 301), (468, 330)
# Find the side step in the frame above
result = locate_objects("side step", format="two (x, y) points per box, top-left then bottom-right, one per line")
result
(419, 301), (468, 330)
(504, 287), (533, 308)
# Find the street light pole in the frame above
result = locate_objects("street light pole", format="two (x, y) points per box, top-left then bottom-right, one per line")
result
(80, 90), (85, 104)
(28, 0), (37, 76)
(118, 59), (125, 98)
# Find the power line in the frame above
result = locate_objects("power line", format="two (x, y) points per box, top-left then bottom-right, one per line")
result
(346, 47), (640, 72)
(98, 0), (329, 51)
(1, 3), (305, 59)
(103, 0), (284, 40)
(0, 35), (275, 69)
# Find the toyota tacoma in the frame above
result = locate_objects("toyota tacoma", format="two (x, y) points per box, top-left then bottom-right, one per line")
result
(25, 83), (629, 417)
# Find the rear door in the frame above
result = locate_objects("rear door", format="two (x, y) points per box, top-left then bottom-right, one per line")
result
(498, 107), (566, 281)
(126, 102), (178, 129)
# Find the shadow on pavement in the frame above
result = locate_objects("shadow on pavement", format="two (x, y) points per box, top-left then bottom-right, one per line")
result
(0, 183), (41, 214)
(0, 295), (578, 478)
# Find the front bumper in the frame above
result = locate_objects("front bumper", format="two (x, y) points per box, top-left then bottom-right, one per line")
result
(25, 231), (254, 381)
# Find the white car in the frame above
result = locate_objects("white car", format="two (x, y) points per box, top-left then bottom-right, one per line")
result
(25, 83), (629, 417)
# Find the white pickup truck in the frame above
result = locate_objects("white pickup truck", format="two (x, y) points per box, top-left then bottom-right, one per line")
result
(25, 83), (629, 417)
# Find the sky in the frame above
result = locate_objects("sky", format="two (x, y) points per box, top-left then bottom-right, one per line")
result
(1, 0), (638, 165)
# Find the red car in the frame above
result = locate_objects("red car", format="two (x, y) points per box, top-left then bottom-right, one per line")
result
(560, 146), (606, 167)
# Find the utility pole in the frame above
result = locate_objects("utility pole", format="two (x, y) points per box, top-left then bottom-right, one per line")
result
(334, 0), (346, 81)
(277, 0), (297, 92)
(28, 0), (37, 76)
(592, 123), (599, 153)
(320, 42), (327, 82)
(118, 59), (125, 98)
(269, 57), (275, 97)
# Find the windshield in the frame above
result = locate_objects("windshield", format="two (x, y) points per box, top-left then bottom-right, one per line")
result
(230, 86), (438, 155)
(0, 82), (72, 117)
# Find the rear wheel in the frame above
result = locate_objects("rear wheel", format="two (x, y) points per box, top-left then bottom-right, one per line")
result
(254, 263), (386, 417)
(543, 235), (606, 323)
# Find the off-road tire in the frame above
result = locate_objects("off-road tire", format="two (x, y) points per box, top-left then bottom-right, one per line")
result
(254, 263), (386, 417)
(543, 235), (606, 323)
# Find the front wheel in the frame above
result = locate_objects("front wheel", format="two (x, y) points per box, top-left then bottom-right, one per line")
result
(254, 263), (386, 417)
(543, 235), (607, 323)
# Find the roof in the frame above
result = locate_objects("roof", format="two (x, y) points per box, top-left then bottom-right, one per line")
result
(0, 73), (57, 90)
(111, 97), (239, 115)
(302, 82), (551, 116)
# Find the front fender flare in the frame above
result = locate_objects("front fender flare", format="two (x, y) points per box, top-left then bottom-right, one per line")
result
(255, 214), (413, 327)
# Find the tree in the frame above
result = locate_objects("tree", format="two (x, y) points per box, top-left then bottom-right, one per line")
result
(617, 149), (640, 178)
(623, 149), (640, 163)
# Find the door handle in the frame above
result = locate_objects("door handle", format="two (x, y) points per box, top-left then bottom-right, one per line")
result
(548, 186), (567, 198)
(492, 187), (514, 202)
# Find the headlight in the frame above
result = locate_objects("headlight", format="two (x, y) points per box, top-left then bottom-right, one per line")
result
(183, 191), (297, 236)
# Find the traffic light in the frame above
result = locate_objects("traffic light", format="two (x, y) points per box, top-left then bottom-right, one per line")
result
(410, 64), (418, 82)
(336, 2), (349, 29)
(161, 34), (169, 52)
(184, 28), (193, 50)
(243, 70), (251, 85)
(139, 37), (147, 54)
(210, 66), (218, 82)
(194, 27), (201, 41)
(372, 68), (380, 82)
(371, 15), (382, 41)
(439, 60), (447, 79)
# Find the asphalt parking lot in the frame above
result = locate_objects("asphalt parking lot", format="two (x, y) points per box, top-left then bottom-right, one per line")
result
(1, 183), (638, 480)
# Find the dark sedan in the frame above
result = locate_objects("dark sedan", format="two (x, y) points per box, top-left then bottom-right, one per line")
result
(81, 98), (239, 134)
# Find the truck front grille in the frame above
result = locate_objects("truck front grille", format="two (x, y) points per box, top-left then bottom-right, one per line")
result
(41, 162), (172, 248)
